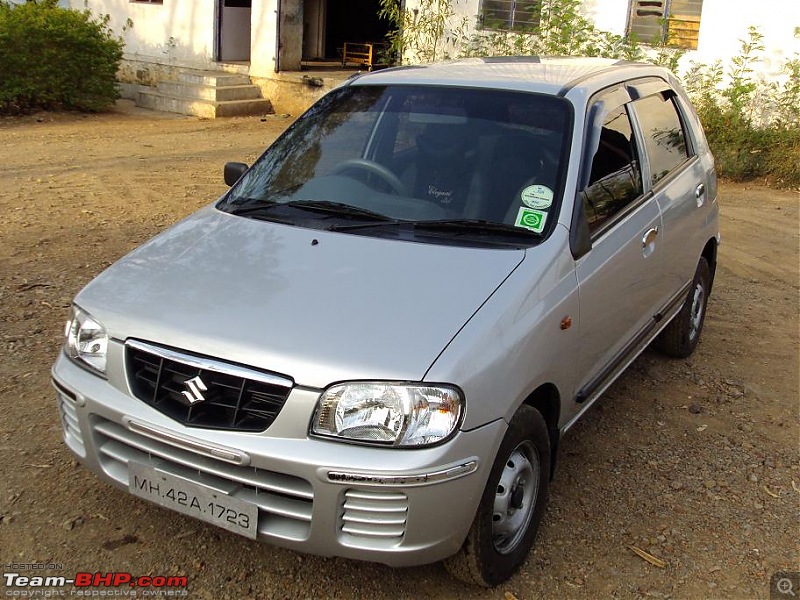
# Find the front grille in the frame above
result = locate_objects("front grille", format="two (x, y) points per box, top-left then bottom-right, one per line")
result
(126, 340), (293, 432)
(92, 416), (314, 541)
(341, 488), (408, 544)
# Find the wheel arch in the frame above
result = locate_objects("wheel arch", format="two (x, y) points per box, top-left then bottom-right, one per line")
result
(521, 383), (561, 479)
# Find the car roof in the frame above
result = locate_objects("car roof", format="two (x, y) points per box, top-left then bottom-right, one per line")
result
(351, 56), (671, 97)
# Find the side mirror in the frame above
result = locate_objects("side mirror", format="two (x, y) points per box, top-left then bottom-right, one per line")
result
(224, 162), (248, 187)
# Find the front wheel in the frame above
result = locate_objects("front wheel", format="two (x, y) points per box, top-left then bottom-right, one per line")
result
(655, 257), (711, 358)
(445, 405), (550, 587)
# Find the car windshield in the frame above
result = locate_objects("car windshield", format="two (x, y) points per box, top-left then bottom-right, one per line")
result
(219, 84), (571, 246)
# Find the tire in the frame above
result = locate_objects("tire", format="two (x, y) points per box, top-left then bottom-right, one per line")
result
(445, 405), (550, 587)
(656, 257), (711, 358)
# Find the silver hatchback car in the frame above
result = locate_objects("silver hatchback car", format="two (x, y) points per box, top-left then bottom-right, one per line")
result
(53, 57), (718, 586)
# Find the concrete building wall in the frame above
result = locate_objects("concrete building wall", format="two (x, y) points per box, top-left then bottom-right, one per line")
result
(584, 0), (800, 78)
(72, 0), (798, 92)
(582, 0), (630, 34)
(69, 0), (218, 70)
(250, 0), (303, 75)
(251, 0), (279, 75)
(405, 0), (799, 82)
(691, 0), (799, 77)
(279, 0), (304, 70)
(71, 0), (295, 78)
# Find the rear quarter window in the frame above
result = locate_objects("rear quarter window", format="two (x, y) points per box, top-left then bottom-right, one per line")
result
(633, 93), (691, 185)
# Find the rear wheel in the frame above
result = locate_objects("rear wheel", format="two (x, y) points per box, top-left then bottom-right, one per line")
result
(656, 257), (711, 358)
(445, 405), (550, 587)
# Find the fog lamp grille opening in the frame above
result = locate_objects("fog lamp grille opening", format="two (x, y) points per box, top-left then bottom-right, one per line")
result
(57, 393), (85, 455)
(341, 488), (408, 542)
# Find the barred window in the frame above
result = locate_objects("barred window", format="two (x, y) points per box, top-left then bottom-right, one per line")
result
(628, 0), (704, 49)
(480, 0), (541, 32)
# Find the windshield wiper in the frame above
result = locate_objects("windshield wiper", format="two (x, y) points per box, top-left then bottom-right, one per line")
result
(331, 218), (541, 237)
(412, 219), (542, 237)
(226, 199), (393, 221)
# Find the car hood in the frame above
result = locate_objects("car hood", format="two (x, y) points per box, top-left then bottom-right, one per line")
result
(76, 207), (525, 388)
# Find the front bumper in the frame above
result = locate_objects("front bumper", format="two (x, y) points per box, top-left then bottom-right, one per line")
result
(52, 352), (506, 567)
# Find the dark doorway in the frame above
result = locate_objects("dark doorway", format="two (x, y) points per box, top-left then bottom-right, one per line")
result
(325, 0), (391, 60)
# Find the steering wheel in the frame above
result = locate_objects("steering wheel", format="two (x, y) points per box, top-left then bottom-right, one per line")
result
(331, 159), (407, 196)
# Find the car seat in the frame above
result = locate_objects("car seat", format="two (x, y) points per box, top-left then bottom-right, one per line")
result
(398, 122), (480, 217)
(480, 130), (558, 223)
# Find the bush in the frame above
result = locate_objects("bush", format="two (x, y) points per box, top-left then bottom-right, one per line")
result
(684, 28), (800, 187)
(0, 0), (124, 113)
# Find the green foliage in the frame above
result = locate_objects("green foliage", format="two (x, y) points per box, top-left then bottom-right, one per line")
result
(380, 0), (681, 63)
(0, 0), (124, 113)
(379, 0), (466, 64)
(683, 27), (799, 187)
(459, 0), (611, 58)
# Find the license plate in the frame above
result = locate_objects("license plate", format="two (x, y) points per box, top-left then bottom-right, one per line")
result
(129, 463), (258, 539)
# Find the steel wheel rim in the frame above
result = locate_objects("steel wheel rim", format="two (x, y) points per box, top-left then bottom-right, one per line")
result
(492, 441), (539, 554)
(688, 282), (705, 341)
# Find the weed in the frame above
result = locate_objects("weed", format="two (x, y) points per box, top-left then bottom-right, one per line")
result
(685, 27), (799, 186)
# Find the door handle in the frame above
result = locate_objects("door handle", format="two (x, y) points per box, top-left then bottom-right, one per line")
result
(642, 227), (659, 249)
(695, 183), (706, 207)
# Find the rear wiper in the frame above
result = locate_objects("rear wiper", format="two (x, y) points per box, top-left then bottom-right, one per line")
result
(332, 218), (541, 237)
(227, 199), (393, 221)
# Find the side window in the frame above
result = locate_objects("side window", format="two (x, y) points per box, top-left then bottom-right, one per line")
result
(581, 105), (643, 234)
(633, 93), (690, 185)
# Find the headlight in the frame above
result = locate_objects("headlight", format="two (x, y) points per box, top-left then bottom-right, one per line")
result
(311, 382), (463, 447)
(64, 305), (108, 376)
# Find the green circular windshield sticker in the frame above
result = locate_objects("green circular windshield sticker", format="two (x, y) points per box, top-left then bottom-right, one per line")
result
(520, 185), (554, 210)
(514, 207), (547, 233)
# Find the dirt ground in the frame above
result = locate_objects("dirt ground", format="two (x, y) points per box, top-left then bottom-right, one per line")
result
(0, 101), (798, 600)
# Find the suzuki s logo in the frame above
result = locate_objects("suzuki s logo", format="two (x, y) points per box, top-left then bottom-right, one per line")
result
(182, 376), (208, 404)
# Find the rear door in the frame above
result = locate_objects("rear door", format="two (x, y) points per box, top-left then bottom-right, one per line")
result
(628, 81), (710, 299)
(571, 86), (671, 408)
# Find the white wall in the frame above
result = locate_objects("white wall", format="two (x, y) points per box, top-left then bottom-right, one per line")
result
(407, 0), (799, 82)
(582, 0), (629, 34)
(73, 0), (799, 82)
(251, 0), (279, 75)
(72, 0), (299, 77)
(692, 0), (800, 78)
(583, 0), (800, 79)
(71, 0), (217, 69)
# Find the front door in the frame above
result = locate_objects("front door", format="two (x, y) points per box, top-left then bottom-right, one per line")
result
(218, 0), (252, 62)
(572, 92), (669, 410)
(303, 0), (326, 60)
